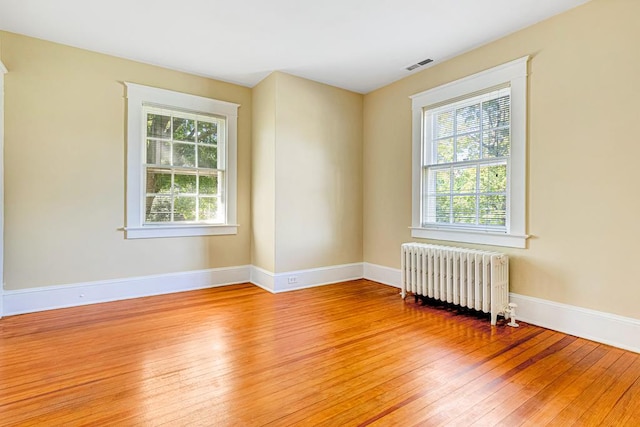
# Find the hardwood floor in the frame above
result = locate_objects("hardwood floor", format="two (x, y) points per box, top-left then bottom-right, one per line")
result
(1, 279), (638, 426)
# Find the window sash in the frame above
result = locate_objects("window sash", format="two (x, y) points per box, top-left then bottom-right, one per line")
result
(421, 88), (511, 231)
(422, 160), (508, 230)
(142, 106), (227, 226)
(144, 166), (225, 224)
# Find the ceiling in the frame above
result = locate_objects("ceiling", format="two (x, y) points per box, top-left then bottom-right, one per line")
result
(0, 0), (589, 94)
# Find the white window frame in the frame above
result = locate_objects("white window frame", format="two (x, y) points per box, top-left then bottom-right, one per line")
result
(410, 56), (529, 248)
(0, 61), (6, 319)
(125, 83), (239, 239)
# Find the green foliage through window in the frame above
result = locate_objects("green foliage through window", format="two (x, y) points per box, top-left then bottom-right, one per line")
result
(424, 88), (510, 228)
(143, 107), (223, 224)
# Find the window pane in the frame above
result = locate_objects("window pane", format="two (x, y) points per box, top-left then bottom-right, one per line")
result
(197, 121), (218, 144)
(453, 166), (477, 193)
(420, 85), (515, 235)
(146, 169), (172, 194)
(145, 195), (171, 222)
(479, 195), (506, 226)
(456, 104), (480, 133)
(479, 164), (507, 193)
(173, 117), (196, 142)
(173, 143), (196, 167)
(199, 197), (218, 221)
(435, 195), (451, 223)
(434, 110), (454, 138)
(146, 140), (171, 165)
(452, 195), (476, 224)
(147, 114), (171, 139)
(434, 169), (450, 194)
(174, 197), (196, 221)
(456, 133), (480, 161)
(482, 95), (510, 129)
(482, 129), (510, 158)
(173, 173), (197, 194)
(435, 138), (453, 163)
(199, 174), (218, 195)
(198, 145), (218, 169)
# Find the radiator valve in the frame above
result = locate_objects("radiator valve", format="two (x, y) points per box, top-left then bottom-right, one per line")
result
(507, 303), (519, 328)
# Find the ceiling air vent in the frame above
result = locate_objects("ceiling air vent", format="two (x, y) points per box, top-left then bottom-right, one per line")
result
(405, 58), (433, 71)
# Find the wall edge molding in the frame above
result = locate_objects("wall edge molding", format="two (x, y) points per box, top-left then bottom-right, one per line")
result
(4, 262), (639, 353)
(251, 263), (364, 293)
(363, 262), (402, 288)
(510, 293), (640, 354)
(2, 265), (252, 316)
(0, 285), (4, 319)
(362, 262), (640, 354)
(1, 263), (367, 316)
(249, 266), (275, 293)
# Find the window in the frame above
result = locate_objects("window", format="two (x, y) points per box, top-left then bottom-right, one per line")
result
(425, 88), (510, 228)
(125, 83), (239, 239)
(411, 57), (529, 248)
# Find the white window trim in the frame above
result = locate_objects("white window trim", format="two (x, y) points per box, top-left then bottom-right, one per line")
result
(410, 56), (530, 248)
(125, 83), (239, 239)
(0, 61), (6, 319)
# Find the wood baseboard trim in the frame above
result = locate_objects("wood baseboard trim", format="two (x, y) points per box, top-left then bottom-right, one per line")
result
(4, 261), (638, 354)
(362, 262), (640, 353)
(363, 262), (401, 288)
(509, 293), (640, 354)
(1, 263), (365, 316)
(2, 266), (251, 316)
(250, 263), (364, 293)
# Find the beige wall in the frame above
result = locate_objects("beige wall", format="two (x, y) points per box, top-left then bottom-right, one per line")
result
(251, 74), (277, 272)
(252, 72), (363, 273)
(4, 0), (637, 323)
(2, 32), (362, 290)
(274, 73), (363, 273)
(363, 0), (640, 319)
(1, 31), (252, 290)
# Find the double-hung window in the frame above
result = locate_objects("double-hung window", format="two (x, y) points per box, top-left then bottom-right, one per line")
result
(144, 107), (223, 224)
(125, 83), (239, 239)
(411, 57), (529, 248)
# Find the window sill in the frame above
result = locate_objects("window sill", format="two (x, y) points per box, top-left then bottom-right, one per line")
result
(410, 227), (528, 249)
(125, 224), (239, 239)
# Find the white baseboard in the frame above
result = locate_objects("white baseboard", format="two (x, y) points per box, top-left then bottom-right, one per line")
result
(0, 284), (4, 318)
(249, 266), (275, 292)
(363, 262), (401, 288)
(2, 265), (251, 316)
(1, 262), (365, 316)
(362, 262), (640, 354)
(510, 293), (640, 354)
(250, 263), (364, 293)
(4, 260), (639, 354)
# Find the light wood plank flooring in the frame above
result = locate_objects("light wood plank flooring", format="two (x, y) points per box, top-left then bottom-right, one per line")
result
(1, 279), (638, 426)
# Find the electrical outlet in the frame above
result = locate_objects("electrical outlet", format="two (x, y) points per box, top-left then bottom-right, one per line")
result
(287, 276), (298, 284)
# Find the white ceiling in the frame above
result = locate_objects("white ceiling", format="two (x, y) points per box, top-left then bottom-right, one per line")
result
(0, 0), (589, 93)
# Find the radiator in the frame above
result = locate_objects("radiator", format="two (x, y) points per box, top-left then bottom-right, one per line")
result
(401, 243), (517, 326)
